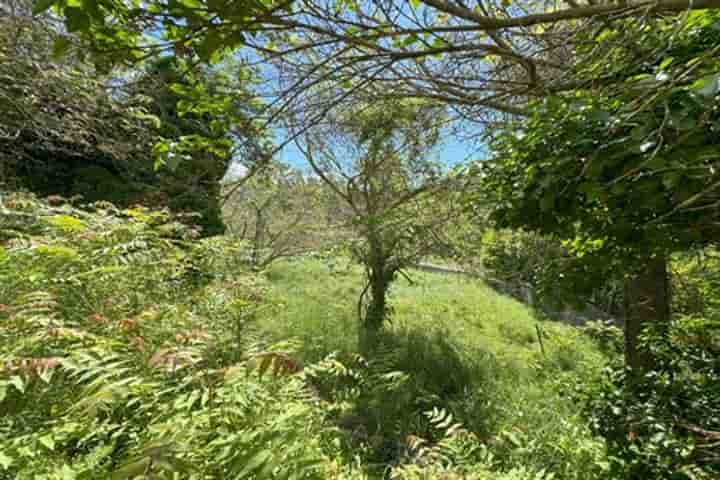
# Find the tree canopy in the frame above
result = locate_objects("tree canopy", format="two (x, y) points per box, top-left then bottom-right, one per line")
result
(477, 9), (720, 368)
(1, 2), (271, 234)
(35, 0), (720, 132)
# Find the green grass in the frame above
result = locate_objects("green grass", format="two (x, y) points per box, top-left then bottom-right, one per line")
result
(259, 257), (611, 479)
(262, 256), (601, 365)
(1, 192), (613, 479)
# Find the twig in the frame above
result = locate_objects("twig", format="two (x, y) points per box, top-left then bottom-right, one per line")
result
(536, 324), (546, 356)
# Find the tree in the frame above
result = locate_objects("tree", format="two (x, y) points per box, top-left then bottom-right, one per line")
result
(1, 3), (269, 234)
(131, 58), (270, 235)
(35, 0), (720, 127)
(223, 162), (340, 267)
(296, 99), (455, 352)
(478, 10), (720, 369)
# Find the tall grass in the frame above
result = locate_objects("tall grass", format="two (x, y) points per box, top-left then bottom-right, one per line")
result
(260, 257), (612, 479)
(0, 194), (614, 479)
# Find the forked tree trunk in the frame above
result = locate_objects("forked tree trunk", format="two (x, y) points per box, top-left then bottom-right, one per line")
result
(623, 254), (670, 371)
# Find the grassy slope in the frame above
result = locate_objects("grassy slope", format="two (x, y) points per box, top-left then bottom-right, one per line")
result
(264, 258), (544, 357)
(0, 192), (611, 479)
(260, 257), (610, 478)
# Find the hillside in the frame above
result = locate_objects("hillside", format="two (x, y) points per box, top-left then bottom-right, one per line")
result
(0, 194), (615, 479)
(260, 258), (611, 476)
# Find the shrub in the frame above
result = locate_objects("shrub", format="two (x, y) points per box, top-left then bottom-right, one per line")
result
(480, 229), (623, 318)
(0, 193), (351, 479)
(670, 248), (720, 317)
(581, 320), (624, 355)
(581, 316), (720, 479)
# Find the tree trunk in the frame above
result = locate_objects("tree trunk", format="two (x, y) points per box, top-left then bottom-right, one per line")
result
(359, 245), (392, 354)
(366, 273), (388, 327)
(251, 208), (264, 268)
(623, 254), (670, 371)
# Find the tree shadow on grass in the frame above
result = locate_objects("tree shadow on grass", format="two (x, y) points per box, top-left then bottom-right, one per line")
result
(328, 326), (504, 471)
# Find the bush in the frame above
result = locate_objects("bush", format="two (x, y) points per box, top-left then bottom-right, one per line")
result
(671, 248), (720, 317)
(581, 316), (720, 479)
(581, 320), (624, 355)
(0, 193), (354, 479)
(480, 229), (623, 317)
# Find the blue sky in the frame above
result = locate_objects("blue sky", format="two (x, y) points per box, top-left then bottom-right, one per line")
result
(276, 133), (486, 171)
(225, 132), (485, 181)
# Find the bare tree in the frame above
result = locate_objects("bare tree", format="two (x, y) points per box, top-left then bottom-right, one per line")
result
(224, 163), (341, 268)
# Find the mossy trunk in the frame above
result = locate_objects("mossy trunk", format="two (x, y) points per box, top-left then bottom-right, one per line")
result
(624, 254), (670, 371)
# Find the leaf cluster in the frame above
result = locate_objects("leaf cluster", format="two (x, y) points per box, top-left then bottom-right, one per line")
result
(479, 11), (720, 267)
(0, 192), (341, 479)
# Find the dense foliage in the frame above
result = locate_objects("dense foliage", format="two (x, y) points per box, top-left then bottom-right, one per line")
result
(3, 0), (720, 478)
(0, 11), (153, 195)
(481, 10), (720, 266)
(476, 8), (720, 371)
(582, 316), (720, 479)
(0, 193), (619, 479)
(0, 192), (339, 478)
(478, 229), (620, 313)
(0, 7), (266, 235)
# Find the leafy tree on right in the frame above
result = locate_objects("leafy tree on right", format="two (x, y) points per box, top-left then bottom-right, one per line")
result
(475, 12), (720, 479)
(477, 10), (720, 370)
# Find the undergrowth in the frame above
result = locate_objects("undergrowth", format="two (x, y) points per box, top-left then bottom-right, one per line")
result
(0, 193), (615, 479)
(0, 193), (340, 479)
(261, 257), (613, 479)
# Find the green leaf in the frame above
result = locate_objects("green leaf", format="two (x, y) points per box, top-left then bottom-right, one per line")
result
(9, 375), (24, 394)
(237, 450), (272, 477)
(692, 74), (720, 97)
(32, 0), (56, 15)
(58, 465), (75, 480)
(39, 434), (56, 451)
(410, 0), (421, 9)
(400, 34), (419, 48)
(133, 112), (162, 129)
(595, 28), (614, 42)
(65, 7), (90, 33)
(196, 30), (224, 62)
(52, 37), (72, 59)
(658, 56), (674, 70)
(0, 451), (12, 470)
(431, 36), (446, 49)
(112, 457), (151, 479)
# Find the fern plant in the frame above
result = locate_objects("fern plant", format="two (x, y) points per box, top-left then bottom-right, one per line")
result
(0, 193), (352, 480)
